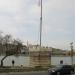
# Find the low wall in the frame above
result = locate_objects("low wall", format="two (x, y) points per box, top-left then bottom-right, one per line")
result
(51, 56), (75, 65)
(0, 56), (30, 67)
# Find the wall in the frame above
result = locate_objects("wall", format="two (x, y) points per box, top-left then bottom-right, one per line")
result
(0, 56), (75, 67)
(0, 56), (30, 67)
(51, 56), (75, 65)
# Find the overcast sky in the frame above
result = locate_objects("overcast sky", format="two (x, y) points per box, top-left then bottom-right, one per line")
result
(0, 0), (75, 50)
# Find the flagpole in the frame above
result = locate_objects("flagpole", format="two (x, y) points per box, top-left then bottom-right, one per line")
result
(39, 0), (42, 66)
(40, 0), (42, 50)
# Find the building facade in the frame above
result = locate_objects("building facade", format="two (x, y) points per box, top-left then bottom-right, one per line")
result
(29, 45), (52, 67)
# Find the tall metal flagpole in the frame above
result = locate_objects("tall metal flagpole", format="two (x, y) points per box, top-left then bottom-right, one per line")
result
(40, 0), (42, 49)
(39, 0), (42, 66)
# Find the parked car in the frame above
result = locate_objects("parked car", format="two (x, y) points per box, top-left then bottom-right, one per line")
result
(48, 65), (74, 75)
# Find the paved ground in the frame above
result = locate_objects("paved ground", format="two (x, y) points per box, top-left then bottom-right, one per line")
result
(0, 71), (75, 75)
(0, 71), (48, 75)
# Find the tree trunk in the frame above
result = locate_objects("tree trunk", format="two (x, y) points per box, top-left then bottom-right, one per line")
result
(1, 56), (8, 67)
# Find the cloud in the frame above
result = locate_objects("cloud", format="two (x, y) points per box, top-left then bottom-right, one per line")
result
(0, 0), (75, 49)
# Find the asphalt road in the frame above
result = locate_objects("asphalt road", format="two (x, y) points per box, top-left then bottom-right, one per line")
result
(0, 71), (75, 75)
(0, 71), (48, 75)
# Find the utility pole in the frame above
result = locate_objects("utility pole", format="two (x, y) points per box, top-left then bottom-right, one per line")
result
(70, 42), (74, 65)
(39, 0), (42, 66)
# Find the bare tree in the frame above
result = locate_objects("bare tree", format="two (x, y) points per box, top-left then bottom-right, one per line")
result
(0, 31), (3, 55)
(3, 34), (12, 50)
(0, 32), (23, 67)
(12, 39), (23, 54)
(0, 34), (13, 67)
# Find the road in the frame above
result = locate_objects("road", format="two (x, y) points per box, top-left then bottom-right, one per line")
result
(0, 71), (75, 75)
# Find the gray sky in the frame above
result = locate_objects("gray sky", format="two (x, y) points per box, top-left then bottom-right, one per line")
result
(0, 0), (75, 50)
